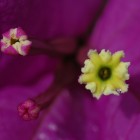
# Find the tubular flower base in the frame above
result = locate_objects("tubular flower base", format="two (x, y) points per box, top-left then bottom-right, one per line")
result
(0, 27), (32, 56)
(79, 49), (130, 99)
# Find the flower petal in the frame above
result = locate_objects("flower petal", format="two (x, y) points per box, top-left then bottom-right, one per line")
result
(0, 73), (54, 139)
(0, 0), (104, 39)
(33, 88), (101, 140)
(89, 0), (140, 76)
(0, 54), (58, 87)
(0, 87), (40, 140)
(31, 86), (140, 140)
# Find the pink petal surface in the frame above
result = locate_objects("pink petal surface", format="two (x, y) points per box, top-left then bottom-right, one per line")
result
(1, 45), (18, 55)
(0, 88), (39, 140)
(2, 0), (140, 140)
(89, 0), (140, 76)
(0, 0), (104, 39)
(1, 86), (139, 140)
(0, 54), (58, 87)
(21, 44), (31, 55)
(0, 73), (54, 140)
(87, 0), (140, 139)
(30, 85), (140, 140)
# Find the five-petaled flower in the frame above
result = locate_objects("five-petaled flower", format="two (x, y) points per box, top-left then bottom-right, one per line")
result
(0, 27), (31, 56)
(79, 49), (130, 99)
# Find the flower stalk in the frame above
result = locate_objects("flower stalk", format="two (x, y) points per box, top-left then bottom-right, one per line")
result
(18, 60), (77, 120)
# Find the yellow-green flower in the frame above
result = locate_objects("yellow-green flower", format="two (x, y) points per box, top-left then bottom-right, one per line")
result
(78, 49), (130, 99)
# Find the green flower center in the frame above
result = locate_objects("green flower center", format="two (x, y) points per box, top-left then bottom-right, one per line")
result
(10, 38), (19, 45)
(98, 67), (111, 81)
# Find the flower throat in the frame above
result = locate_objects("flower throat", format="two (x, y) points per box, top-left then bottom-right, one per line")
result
(98, 67), (111, 80)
